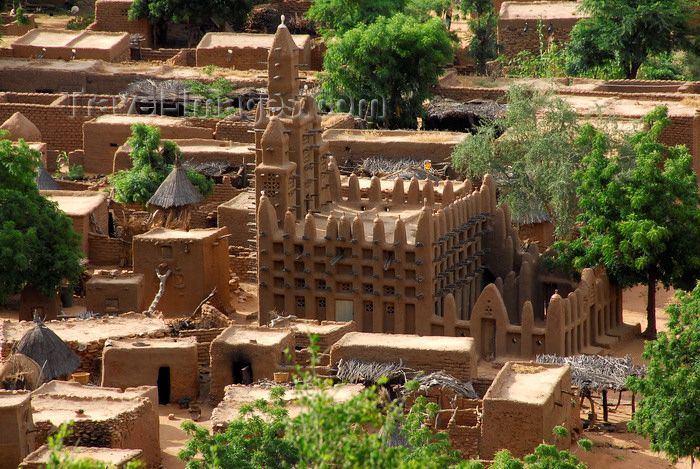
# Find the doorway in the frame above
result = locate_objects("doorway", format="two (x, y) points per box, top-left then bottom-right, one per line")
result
(232, 361), (253, 384)
(157, 367), (170, 404)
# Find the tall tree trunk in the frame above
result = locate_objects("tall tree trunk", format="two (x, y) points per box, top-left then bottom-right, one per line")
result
(643, 271), (657, 339)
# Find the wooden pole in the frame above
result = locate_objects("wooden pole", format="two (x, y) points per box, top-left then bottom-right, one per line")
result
(602, 390), (609, 422)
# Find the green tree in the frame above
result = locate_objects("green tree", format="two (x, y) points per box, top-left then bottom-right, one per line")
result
(0, 137), (83, 304)
(109, 124), (213, 205)
(459, 0), (501, 76)
(627, 283), (700, 466)
(128, 0), (260, 47)
(567, 0), (700, 79)
(451, 86), (598, 241)
(320, 14), (456, 129)
(306, 0), (408, 36)
(552, 106), (700, 338)
(184, 77), (238, 118)
(180, 386), (298, 469)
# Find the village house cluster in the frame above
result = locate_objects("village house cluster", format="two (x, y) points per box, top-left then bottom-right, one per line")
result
(0, 0), (696, 467)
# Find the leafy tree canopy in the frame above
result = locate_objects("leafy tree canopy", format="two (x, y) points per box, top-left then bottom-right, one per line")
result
(129, 0), (259, 46)
(567, 0), (700, 79)
(627, 283), (700, 465)
(551, 106), (700, 337)
(320, 14), (456, 129)
(306, 0), (408, 36)
(0, 137), (83, 303)
(451, 86), (612, 241)
(109, 123), (213, 205)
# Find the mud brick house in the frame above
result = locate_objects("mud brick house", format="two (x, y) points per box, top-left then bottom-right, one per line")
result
(11, 29), (130, 62)
(0, 391), (34, 469)
(89, 0), (153, 48)
(196, 32), (311, 70)
(498, 1), (588, 58)
(209, 325), (295, 403)
(132, 227), (230, 317)
(481, 361), (574, 458)
(30, 381), (160, 468)
(101, 337), (199, 404)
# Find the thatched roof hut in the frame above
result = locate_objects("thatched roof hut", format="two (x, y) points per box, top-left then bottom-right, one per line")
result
(147, 161), (204, 209)
(12, 320), (80, 382)
(423, 99), (506, 133)
(36, 165), (62, 191)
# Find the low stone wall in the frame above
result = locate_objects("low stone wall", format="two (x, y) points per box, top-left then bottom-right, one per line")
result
(215, 119), (254, 142)
(177, 328), (226, 369)
(229, 247), (257, 282)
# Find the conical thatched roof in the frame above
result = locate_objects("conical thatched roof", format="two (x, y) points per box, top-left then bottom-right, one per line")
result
(13, 321), (80, 382)
(36, 165), (62, 191)
(0, 111), (42, 142)
(147, 162), (204, 209)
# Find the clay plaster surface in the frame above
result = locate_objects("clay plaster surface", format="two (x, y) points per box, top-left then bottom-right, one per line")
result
(485, 363), (568, 404)
(217, 326), (292, 346)
(0, 390), (31, 408)
(22, 446), (141, 465)
(500, 1), (586, 19)
(212, 383), (365, 422)
(198, 32), (310, 50)
(42, 190), (107, 217)
(0, 314), (168, 343)
(336, 332), (473, 352)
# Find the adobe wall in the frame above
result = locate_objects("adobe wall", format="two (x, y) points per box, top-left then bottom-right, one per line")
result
(0, 93), (121, 153)
(31, 395), (160, 468)
(329, 333), (476, 383)
(101, 338), (199, 403)
(323, 129), (467, 162)
(132, 227), (230, 317)
(215, 119), (255, 142)
(481, 361), (572, 459)
(88, 233), (125, 266)
(177, 327), (227, 368)
(229, 247), (257, 282)
(195, 34), (312, 71)
(90, 0), (153, 47)
(0, 13), (36, 36)
(82, 116), (213, 175)
(0, 391), (33, 469)
(86, 274), (145, 315)
(209, 326), (296, 403)
(498, 17), (580, 58)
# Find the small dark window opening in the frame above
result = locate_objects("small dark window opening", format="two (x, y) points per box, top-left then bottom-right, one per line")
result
(233, 361), (253, 385)
(157, 367), (170, 404)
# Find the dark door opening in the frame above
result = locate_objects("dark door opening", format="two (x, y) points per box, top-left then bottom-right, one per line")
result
(232, 361), (252, 385)
(157, 366), (171, 404)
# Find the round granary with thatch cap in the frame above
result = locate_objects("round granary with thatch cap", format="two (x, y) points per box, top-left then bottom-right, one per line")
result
(0, 111), (42, 142)
(0, 353), (43, 391)
(147, 161), (205, 210)
(12, 319), (80, 383)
